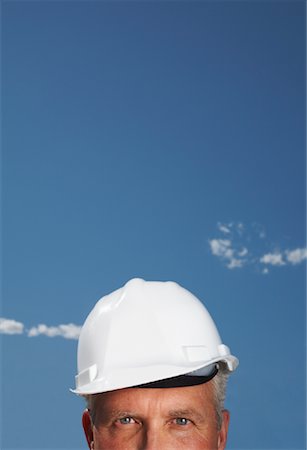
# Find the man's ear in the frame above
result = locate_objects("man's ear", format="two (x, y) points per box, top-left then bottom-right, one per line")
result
(217, 409), (230, 450)
(82, 409), (94, 449)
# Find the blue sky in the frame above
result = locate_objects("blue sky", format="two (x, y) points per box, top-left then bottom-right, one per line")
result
(1, 1), (306, 449)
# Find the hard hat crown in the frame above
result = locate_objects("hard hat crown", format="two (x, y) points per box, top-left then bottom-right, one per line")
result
(72, 278), (238, 395)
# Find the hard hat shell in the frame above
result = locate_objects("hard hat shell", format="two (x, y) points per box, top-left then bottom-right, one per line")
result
(72, 278), (238, 395)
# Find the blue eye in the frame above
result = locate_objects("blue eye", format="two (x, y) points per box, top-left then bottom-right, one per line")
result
(118, 417), (136, 425)
(175, 418), (190, 426)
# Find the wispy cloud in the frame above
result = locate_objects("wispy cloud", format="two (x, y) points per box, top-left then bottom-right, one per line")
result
(208, 238), (247, 269)
(0, 318), (81, 340)
(0, 318), (24, 335)
(227, 257), (244, 269)
(286, 248), (307, 265)
(217, 222), (231, 234)
(238, 247), (248, 257)
(28, 323), (81, 340)
(260, 248), (307, 267)
(209, 222), (306, 274)
(209, 239), (232, 258)
(260, 252), (285, 266)
(217, 222), (244, 235)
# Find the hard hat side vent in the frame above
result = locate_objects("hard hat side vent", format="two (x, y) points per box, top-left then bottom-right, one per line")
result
(75, 364), (98, 389)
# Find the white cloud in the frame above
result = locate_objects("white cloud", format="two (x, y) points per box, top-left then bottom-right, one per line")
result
(0, 317), (82, 340)
(286, 248), (307, 265)
(238, 247), (248, 257)
(209, 239), (246, 269)
(217, 223), (231, 234)
(262, 268), (269, 275)
(260, 248), (307, 269)
(260, 252), (285, 266)
(0, 318), (24, 335)
(227, 258), (244, 269)
(28, 323), (81, 340)
(209, 239), (233, 258)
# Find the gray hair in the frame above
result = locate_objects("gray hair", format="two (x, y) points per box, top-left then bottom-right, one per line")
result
(84, 363), (229, 430)
(212, 362), (229, 429)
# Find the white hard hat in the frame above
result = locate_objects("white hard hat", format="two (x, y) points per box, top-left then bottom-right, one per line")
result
(71, 278), (238, 395)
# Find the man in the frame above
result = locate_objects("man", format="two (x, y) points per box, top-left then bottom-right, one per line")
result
(72, 278), (238, 449)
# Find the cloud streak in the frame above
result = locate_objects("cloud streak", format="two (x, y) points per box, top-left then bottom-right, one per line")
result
(217, 223), (231, 234)
(28, 323), (82, 340)
(260, 252), (285, 266)
(0, 318), (81, 339)
(260, 248), (307, 267)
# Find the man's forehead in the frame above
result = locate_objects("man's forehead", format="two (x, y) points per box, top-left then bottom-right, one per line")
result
(93, 381), (214, 412)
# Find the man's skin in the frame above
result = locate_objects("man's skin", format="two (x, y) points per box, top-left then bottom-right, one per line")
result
(82, 380), (230, 450)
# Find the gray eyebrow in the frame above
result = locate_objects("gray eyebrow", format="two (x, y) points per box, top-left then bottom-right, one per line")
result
(103, 409), (140, 421)
(167, 409), (204, 421)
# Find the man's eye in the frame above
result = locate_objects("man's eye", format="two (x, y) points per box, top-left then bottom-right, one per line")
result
(174, 417), (190, 426)
(118, 417), (136, 425)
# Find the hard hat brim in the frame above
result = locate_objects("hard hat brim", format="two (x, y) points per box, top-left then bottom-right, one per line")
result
(71, 355), (238, 395)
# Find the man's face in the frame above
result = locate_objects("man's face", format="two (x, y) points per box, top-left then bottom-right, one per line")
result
(82, 380), (230, 450)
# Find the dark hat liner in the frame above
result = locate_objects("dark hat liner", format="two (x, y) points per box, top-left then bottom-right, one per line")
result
(133, 365), (218, 389)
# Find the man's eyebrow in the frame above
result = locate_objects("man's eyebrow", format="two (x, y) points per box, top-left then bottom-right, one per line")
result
(167, 409), (204, 421)
(103, 409), (139, 420)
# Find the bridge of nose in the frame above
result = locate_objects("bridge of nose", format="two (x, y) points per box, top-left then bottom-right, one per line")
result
(137, 419), (171, 450)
